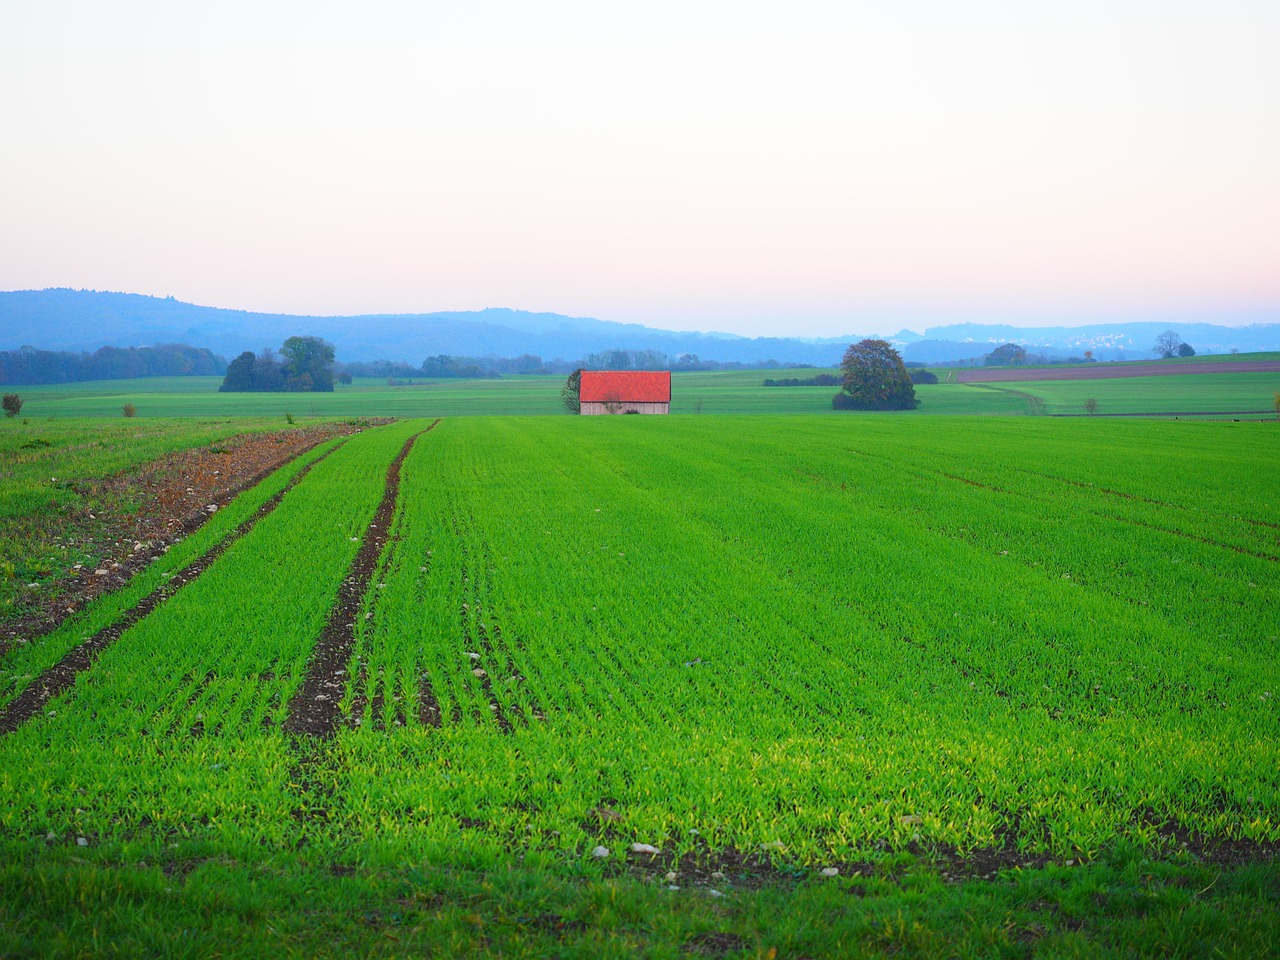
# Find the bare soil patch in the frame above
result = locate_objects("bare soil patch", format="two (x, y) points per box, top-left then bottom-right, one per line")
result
(2, 422), (384, 654)
(0, 440), (346, 735)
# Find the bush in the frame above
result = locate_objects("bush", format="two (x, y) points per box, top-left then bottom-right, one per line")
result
(909, 369), (939, 385)
(1084, 397), (1099, 415)
(122, 403), (137, 418)
(2, 393), (21, 418)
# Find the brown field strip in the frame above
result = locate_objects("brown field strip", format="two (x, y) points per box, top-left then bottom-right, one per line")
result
(0, 440), (349, 736)
(2, 423), (379, 656)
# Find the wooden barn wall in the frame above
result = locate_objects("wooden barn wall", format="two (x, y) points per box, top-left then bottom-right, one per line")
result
(579, 401), (670, 415)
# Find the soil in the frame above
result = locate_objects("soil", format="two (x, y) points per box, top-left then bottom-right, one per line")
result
(606, 830), (1278, 892)
(2, 422), (385, 654)
(0, 440), (345, 735)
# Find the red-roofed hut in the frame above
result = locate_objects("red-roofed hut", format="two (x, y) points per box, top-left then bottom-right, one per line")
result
(579, 370), (671, 415)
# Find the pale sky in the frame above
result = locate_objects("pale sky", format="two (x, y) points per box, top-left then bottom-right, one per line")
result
(2, 0), (1277, 337)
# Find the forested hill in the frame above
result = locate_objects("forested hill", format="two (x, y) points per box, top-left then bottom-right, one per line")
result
(0, 290), (852, 366)
(3, 289), (1277, 365)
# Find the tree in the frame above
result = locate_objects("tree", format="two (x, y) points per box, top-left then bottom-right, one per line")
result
(2, 393), (21, 418)
(122, 403), (137, 418)
(280, 336), (336, 392)
(1177, 342), (1196, 357)
(218, 351), (257, 392)
(984, 343), (1027, 367)
(1155, 330), (1182, 358)
(909, 368), (939, 384)
(1083, 397), (1099, 415)
(561, 368), (582, 414)
(253, 348), (285, 392)
(834, 340), (918, 410)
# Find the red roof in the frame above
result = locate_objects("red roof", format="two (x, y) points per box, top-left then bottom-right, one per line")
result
(580, 370), (671, 403)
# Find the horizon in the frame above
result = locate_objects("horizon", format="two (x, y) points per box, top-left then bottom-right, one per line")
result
(3, 2), (1278, 339)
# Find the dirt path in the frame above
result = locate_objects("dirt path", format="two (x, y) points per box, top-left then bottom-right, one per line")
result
(284, 420), (438, 737)
(0, 440), (349, 736)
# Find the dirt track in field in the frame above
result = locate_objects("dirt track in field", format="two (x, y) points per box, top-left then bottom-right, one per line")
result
(956, 360), (1280, 383)
(284, 420), (438, 737)
(0, 440), (349, 736)
(2, 422), (386, 655)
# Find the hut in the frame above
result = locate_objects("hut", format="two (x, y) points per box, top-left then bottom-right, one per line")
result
(579, 371), (671, 415)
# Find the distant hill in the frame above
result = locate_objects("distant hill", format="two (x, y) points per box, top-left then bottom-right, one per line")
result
(0, 290), (853, 366)
(906, 321), (1280, 363)
(2, 289), (1277, 365)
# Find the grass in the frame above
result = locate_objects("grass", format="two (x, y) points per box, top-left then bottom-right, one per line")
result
(2, 844), (1276, 958)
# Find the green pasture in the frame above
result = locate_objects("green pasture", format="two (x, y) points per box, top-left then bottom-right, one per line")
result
(2, 414), (1278, 957)
(5, 357), (1276, 420)
(993, 371), (1280, 417)
(4, 369), (1069, 418)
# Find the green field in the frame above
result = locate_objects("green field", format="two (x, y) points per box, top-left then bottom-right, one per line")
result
(982, 372), (1280, 417)
(8, 360), (1279, 420)
(2, 415), (1277, 957)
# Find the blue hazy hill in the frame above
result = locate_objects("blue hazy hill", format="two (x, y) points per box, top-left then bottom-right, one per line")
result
(2, 289), (1277, 365)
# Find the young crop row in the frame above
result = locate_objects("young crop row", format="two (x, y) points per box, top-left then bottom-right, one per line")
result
(0, 421), (425, 849)
(0, 434), (349, 713)
(317, 416), (1277, 865)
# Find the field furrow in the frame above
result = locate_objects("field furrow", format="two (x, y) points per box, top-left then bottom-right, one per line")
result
(0, 436), (349, 723)
(284, 420), (435, 736)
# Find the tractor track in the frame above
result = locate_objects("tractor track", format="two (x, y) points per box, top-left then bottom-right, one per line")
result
(284, 421), (438, 737)
(0, 439), (349, 736)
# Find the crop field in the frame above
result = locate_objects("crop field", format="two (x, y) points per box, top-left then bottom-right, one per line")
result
(2, 415), (1278, 956)
(10, 355), (1280, 422)
(977, 372), (1280, 418)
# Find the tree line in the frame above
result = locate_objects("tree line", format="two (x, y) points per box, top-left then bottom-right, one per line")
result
(332, 349), (814, 383)
(762, 374), (841, 387)
(0, 344), (225, 386)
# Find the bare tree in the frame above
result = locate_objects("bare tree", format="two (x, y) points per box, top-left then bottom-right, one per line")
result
(1154, 330), (1182, 359)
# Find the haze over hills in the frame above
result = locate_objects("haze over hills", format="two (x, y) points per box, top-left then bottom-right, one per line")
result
(2, 289), (1279, 366)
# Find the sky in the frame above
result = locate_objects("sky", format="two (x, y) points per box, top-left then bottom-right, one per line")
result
(2, 0), (1278, 338)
